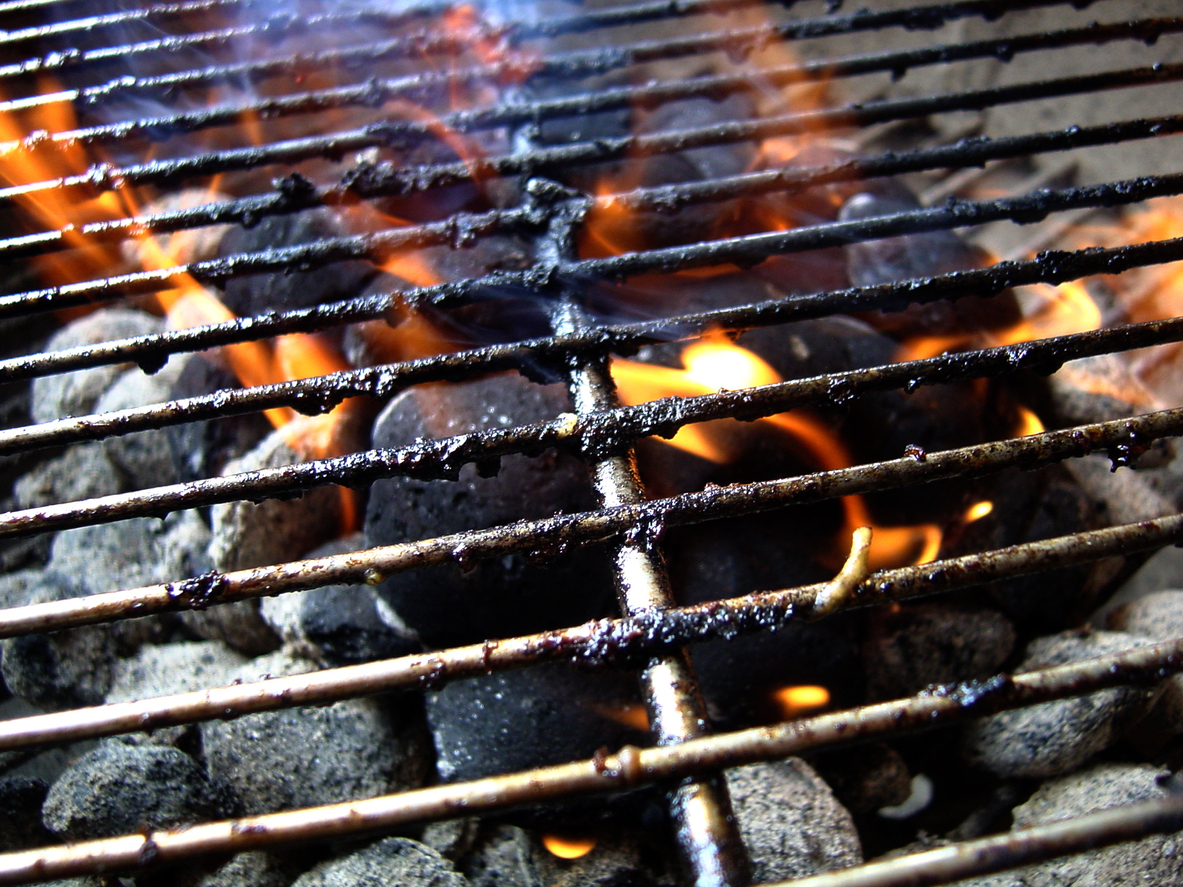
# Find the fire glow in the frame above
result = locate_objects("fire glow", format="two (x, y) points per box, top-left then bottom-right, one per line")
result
(611, 337), (942, 570)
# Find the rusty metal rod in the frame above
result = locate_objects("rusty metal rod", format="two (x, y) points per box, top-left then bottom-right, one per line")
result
(7, 57), (1176, 217)
(12, 305), (1182, 460)
(13, 12), (1168, 129)
(0, 636), (1177, 886)
(6, 108), (1180, 267)
(0, 500), (1178, 750)
(20, 15), (1176, 152)
(774, 792), (1183, 887)
(560, 299), (750, 887)
(1, 398), (1180, 542)
(4, 161), (1182, 329)
(1, 233), (1180, 396)
(1, 410), (1181, 645)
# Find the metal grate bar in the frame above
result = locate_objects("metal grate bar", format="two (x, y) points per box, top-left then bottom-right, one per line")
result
(2, 239), (1182, 461)
(0, 0), (242, 46)
(7, 56), (1179, 212)
(778, 792), (1183, 887)
(0, 637), (1177, 886)
(0, 507), (1179, 747)
(0, 0), (1083, 83)
(2, 405), (1181, 578)
(20, 15), (1177, 151)
(19, 13), (1172, 122)
(4, 303), (1183, 469)
(3, 169), (1182, 331)
(7, 110), (1182, 269)
(560, 299), (750, 886)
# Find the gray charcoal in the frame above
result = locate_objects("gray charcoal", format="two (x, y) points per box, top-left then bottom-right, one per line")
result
(121, 188), (233, 268)
(166, 355), (272, 483)
(0, 777), (53, 850)
(963, 630), (1160, 779)
(461, 824), (535, 887)
(365, 374), (614, 647)
(530, 830), (675, 887)
(30, 309), (163, 424)
(666, 520), (861, 725)
(290, 837), (467, 887)
(218, 208), (376, 318)
(726, 758), (862, 883)
(208, 422), (350, 573)
(107, 642), (247, 746)
(426, 661), (646, 784)
(92, 360), (185, 489)
(959, 764), (1183, 887)
(48, 517), (179, 649)
(1108, 590), (1183, 739)
(955, 466), (1108, 631)
(42, 738), (227, 841)
(195, 851), (309, 887)
(1047, 354), (1162, 427)
(260, 534), (419, 666)
(13, 442), (125, 510)
(1109, 589), (1183, 641)
(862, 602), (1016, 702)
(0, 573), (116, 710)
(202, 422), (360, 655)
(161, 511), (279, 656)
(201, 650), (427, 815)
(260, 581), (420, 666)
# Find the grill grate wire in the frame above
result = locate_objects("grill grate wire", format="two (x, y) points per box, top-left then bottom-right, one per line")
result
(0, 0), (1182, 884)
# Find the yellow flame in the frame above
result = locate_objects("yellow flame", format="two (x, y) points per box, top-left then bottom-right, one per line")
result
(611, 336), (942, 569)
(965, 500), (994, 522)
(542, 835), (597, 860)
(771, 685), (830, 719)
(1014, 406), (1045, 437)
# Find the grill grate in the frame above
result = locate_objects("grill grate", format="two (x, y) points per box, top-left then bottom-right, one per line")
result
(1, 0), (1182, 884)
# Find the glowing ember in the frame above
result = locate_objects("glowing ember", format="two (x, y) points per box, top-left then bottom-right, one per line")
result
(895, 279), (1103, 363)
(611, 337), (942, 569)
(771, 684), (830, 719)
(964, 500), (994, 523)
(586, 702), (650, 733)
(541, 834), (598, 860)
(1014, 406), (1045, 437)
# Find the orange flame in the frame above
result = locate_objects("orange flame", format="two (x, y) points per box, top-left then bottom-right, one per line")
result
(612, 336), (941, 569)
(542, 834), (597, 860)
(1013, 406), (1045, 437)
(771, 684), (830, 719)
(964, 500), (994, 522)
(895, 279), (1102, 363)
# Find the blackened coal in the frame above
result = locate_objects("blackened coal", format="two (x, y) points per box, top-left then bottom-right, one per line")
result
(260, 536), (420, 666)
(217, 208), (377, 318)
(0, 777), (53, 851)
(365, 373), (615, 647)
(948, 465), (1105, 631)
(668, 518), (861, 724)
(426, 661), (646, 785)
(839, 187), (1022, 339)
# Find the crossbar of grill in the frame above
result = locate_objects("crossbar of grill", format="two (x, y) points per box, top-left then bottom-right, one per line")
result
(0, 0), (1083, 82)
(6, 58), (1180, 211)
(4, 169), (1183, 328)
(2, 1), (1182, 885)
(16, 15), (1177, 150)
(0, 510), (1179, 747)
(0, 638), (1178, 886)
